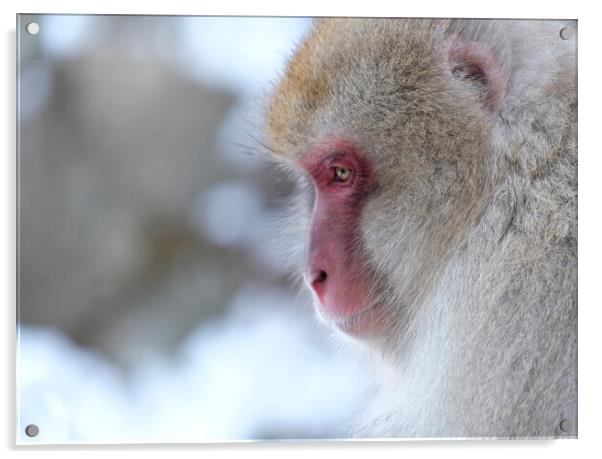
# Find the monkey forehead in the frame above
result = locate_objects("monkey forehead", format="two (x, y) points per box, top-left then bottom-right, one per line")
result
(264, 18), (451, 158)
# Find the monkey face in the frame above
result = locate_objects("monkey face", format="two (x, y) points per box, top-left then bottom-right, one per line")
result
(298, 140), (386, 337)
(265, 18), (501, 343)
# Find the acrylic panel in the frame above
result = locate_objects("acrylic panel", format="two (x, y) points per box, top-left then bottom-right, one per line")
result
(16, 15), (578, 444)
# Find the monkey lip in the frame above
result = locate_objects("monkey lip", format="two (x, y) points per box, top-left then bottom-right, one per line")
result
(318, 300), (384, 338)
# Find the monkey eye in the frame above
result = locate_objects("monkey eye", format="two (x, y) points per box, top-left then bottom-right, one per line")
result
(306, 153), (362, 189)
(302, 146), (371, 192)
(333, 166), (352, 183)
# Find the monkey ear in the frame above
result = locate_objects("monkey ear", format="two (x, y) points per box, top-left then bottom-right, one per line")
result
(446, 37), (507, 114)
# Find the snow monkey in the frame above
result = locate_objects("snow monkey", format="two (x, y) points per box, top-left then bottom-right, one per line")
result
(262, 18), (577, 438)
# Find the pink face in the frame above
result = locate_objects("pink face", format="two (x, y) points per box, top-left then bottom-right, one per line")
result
(299, 141), (383, 338)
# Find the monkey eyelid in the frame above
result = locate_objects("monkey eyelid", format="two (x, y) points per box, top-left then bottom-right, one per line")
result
(300, 144), (373, 191)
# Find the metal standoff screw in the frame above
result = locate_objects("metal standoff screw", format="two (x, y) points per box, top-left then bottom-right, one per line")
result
(25, 424), (39, 437)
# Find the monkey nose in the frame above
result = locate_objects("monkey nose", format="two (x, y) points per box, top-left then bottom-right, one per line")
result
(308, 269), (328, 295)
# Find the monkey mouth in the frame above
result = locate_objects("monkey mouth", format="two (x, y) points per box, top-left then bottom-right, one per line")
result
(326, 301), (384, 338)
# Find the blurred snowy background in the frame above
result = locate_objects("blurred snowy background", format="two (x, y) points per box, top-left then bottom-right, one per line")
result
(17, 15), (371, 444)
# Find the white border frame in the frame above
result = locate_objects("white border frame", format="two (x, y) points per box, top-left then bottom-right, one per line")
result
(3, 1), (600, 458)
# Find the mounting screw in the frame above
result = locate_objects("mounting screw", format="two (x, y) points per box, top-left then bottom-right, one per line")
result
(26, 22), (40, 35)
(559, 419), (571, 433)
(559, 27), (574, 40)
(25, 424), (39, 437)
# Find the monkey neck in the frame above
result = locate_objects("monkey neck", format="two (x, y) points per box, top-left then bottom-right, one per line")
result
(361, 123), (576, 436)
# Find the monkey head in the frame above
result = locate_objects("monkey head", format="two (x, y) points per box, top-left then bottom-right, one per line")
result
(264, 19), (508, 346)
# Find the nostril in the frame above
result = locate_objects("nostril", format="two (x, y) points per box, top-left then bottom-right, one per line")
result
(315, 270), (328, 284)
(309, 269), (328, 301)
(307, 269), (328, 297)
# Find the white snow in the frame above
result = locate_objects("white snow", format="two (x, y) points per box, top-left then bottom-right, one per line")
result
(17, 283), (370, 443)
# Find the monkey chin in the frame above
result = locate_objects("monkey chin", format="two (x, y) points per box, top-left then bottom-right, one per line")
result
(315, 300), (385, 339)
